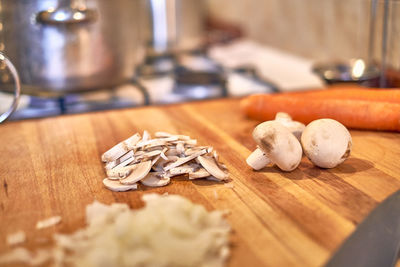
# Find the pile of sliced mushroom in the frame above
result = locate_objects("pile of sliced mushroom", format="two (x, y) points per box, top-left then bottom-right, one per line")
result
(101, 131), (229, 191)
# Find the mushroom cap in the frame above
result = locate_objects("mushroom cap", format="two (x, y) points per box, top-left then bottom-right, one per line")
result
(277, 120), (305, 140)
(253, 121), (302, 171)
(301, 119), (352, 168)
(274, 112), (305, 140)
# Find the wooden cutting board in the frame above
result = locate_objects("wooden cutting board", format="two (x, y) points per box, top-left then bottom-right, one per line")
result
(1, 98), (400, 266)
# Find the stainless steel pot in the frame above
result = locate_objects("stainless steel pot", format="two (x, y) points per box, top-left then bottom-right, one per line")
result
(0, 0), (145, 96)
(144, 0), (206, 55)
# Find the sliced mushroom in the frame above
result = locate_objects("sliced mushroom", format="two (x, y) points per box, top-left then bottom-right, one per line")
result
(101, 142), (128, 162)
(101, 133), (141, 162)
(213, 150), (219, 161)
(102, 178), (138, 192)
(152, 162), (165, 172)
(154, 131), (173, 138)
(160, 150), (169, 161)
(140, 173), (170, 187)
(151, 148), (167, 166)
(218, 163), (228, 171)
(184, 139), (197, 146)
(189, 168), (210, 179)
(105, 160), (118, 170)
(123, 133), (141, 150)
(169, 164), (194, 176)
(213, 151), (227, 171)
(171, 139), (197, 146)
(106, 176), (121, 181)
(176, 135), (191, 141)
(120, 161), (152, 185)
(165, 148), (178, 157)
(166, 155), (179, 162)
(145, 145), (165, 152)
(185, 147), (204, 156)
(188, 162), (200, 172)
(176, 142), (185, 155)
(136, 150), (163, 161)
(114, 156), (136, 169)
(136, 138), (167, 149)
(118, 150), (134, 163)
(101, 131), (230, 192)
(134, 150), (146, 157)
(106, 165), (136, 179)
(165, 136), (181, 142)
(197, 155), (229, 181)
(158, 133), (191, 141)
(142, 130), (151, 141)
(164, 149), (206, 171)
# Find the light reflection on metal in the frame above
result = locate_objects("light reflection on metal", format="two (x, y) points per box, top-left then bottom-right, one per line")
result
(323, 70), (335, 80)
(150, 0), (177, 53)
(150, 0), (168, 52)
(53, 9), (68, 22)
(351, 59), (366, 78)
(73, 11), (85, 21)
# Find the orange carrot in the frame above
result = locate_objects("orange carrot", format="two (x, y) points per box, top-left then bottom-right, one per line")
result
(280, 87), (400, 103)
(240, 94), (400, 131)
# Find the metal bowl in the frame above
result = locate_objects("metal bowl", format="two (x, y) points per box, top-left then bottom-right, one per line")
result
(312, 59), (380, 84)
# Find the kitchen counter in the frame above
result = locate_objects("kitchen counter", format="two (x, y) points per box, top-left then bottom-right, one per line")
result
(1, 97), (400, 266)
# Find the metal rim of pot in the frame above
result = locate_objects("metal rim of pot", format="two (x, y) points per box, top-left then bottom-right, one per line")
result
(0, 53), (20, 123)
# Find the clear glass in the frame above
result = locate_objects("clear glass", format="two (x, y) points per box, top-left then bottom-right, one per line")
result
(0, 53), (20, 123)
(372, 0), (400, 87)
(310, 0), (400, 87)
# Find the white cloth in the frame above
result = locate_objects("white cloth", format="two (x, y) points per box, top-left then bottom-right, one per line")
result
(209, 39), (325, 92)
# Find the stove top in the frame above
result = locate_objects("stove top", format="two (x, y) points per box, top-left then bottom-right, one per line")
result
(1, 51), (277, 121)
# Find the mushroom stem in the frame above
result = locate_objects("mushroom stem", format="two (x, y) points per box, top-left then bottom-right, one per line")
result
(275, 112), (292, 121)
(246, 147), (271, 170)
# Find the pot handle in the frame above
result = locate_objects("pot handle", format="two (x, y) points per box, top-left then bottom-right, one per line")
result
(0, 53), (20, 124)
(36, 0), (97, 25)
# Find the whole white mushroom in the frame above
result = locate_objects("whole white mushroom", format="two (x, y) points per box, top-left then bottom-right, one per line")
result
(246, 121), (303, 171)
(246, 112), (305, 171)
(301, 119), (352, 168)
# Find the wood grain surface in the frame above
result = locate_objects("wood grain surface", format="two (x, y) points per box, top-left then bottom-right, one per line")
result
(1, 98), (400, 266)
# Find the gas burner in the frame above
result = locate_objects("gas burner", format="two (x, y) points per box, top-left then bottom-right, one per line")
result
(3, 49), (275, 121)
(6, 84), (147, 121)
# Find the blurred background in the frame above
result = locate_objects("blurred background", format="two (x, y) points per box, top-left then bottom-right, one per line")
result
(0, 0), (398, 121)
(207, 0), (371, 62)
